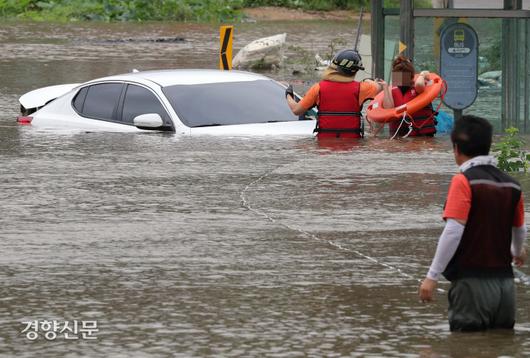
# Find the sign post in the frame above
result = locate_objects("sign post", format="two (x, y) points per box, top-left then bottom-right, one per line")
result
(440, 23), (479, 120)
(219, 26), (233, 70)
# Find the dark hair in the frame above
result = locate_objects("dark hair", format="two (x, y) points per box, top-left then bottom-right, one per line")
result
(451, 115), (493, 157)
(391, 55), (415, 73)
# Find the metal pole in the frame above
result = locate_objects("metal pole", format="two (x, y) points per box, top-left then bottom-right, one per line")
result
(502, 1), (511, 130)
(501, 24), (507, 130)
(454, 109), (463, 122)
(523, 19), (530, 133)
(514, 19), (521, 129)
(354, 7), (364, 51)
(400, 0), (414, 60)
(502, 0), (523, 130)
(371, 0), (385, 79)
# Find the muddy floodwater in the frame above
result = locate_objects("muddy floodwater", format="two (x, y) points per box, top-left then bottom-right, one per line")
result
(1, 20), (529, 357)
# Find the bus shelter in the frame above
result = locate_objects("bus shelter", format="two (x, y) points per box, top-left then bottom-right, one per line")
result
(371, 0), (530, 132)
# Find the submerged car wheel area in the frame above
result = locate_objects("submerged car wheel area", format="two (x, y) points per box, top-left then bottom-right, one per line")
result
(18, 69), (316, 136)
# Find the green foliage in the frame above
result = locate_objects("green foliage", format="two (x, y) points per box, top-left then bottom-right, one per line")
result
(241, 0), (366, 10)
(0, 0), (435, 22)
(493, 127), (530, 173)
(0, 0), (244, 22)
(384, 0), (431, 8)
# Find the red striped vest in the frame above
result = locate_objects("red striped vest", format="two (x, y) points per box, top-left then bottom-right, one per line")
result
(316, 80), (362, 138)
(443, 165), (521, 281)
(389, 86), (436, 137)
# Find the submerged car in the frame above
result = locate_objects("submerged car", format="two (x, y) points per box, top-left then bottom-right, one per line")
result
(17, 69), (316, 136)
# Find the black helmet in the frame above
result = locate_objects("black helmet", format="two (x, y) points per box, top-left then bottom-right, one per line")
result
(331, 49), (364, 75)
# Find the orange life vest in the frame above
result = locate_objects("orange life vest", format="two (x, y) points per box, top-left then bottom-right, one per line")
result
(316, 80), (362, 139)
(443, 165), (521, 281)
(389, 86), (436, 137)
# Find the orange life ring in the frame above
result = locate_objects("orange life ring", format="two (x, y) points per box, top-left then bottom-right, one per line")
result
(366, 73), (444, 123)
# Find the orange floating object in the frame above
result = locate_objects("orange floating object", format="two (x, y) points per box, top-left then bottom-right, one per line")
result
(366, 73), (445, 124)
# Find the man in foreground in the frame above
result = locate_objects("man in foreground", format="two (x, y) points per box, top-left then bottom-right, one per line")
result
(419, 115), (527, 331)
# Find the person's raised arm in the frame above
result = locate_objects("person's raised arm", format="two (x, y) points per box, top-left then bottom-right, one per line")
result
(286, 83), (318, 116)
(382, 82), (394, 109)
(414, 71), (430, 94)
(360, 79), (385, 137)
(286, 95), (306, 116)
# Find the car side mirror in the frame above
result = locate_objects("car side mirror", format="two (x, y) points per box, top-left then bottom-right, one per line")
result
(133, 113), (163, 129)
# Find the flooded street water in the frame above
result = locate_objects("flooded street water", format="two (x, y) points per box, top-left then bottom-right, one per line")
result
(1, 20), (529, 357)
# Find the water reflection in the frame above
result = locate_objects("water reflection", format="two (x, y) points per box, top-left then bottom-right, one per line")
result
(311, 137), (364, 152)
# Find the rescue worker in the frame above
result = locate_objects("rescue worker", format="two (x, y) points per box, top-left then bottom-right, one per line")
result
(419, 115), (527, 331)
(378, 55), (436, 137)
(285, 49), (383, 139)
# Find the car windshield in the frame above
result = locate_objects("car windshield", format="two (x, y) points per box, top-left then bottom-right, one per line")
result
(162, 80), (300, 127)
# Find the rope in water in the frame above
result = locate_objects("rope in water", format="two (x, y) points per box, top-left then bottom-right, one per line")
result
(240, 161), (445, 293)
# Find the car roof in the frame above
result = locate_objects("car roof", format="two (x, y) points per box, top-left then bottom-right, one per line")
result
(89, 69), (272, 87)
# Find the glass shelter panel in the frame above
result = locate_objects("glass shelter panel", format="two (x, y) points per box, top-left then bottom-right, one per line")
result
(384, 15), (400, 83)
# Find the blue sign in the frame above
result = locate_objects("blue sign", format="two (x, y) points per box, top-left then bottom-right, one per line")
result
(440, 23), (479, 110)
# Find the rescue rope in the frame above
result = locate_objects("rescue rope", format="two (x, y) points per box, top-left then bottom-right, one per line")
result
(394, 78), (449, 139)
(389, 112), (413, 140)
(240, 161), (446, 293)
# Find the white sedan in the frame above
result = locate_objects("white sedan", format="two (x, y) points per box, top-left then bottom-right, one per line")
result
(18, 69), (317, 136)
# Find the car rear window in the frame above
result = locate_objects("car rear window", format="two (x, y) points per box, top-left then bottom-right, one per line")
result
(162, 80), (299, 127)
(72, 87), (88, 112)
(82, 83), (123, 121)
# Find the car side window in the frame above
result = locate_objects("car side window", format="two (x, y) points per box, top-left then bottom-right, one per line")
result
(80, 83), (123, 121)
(121, 84), (169, 124)
(72, 86), (88, 113)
